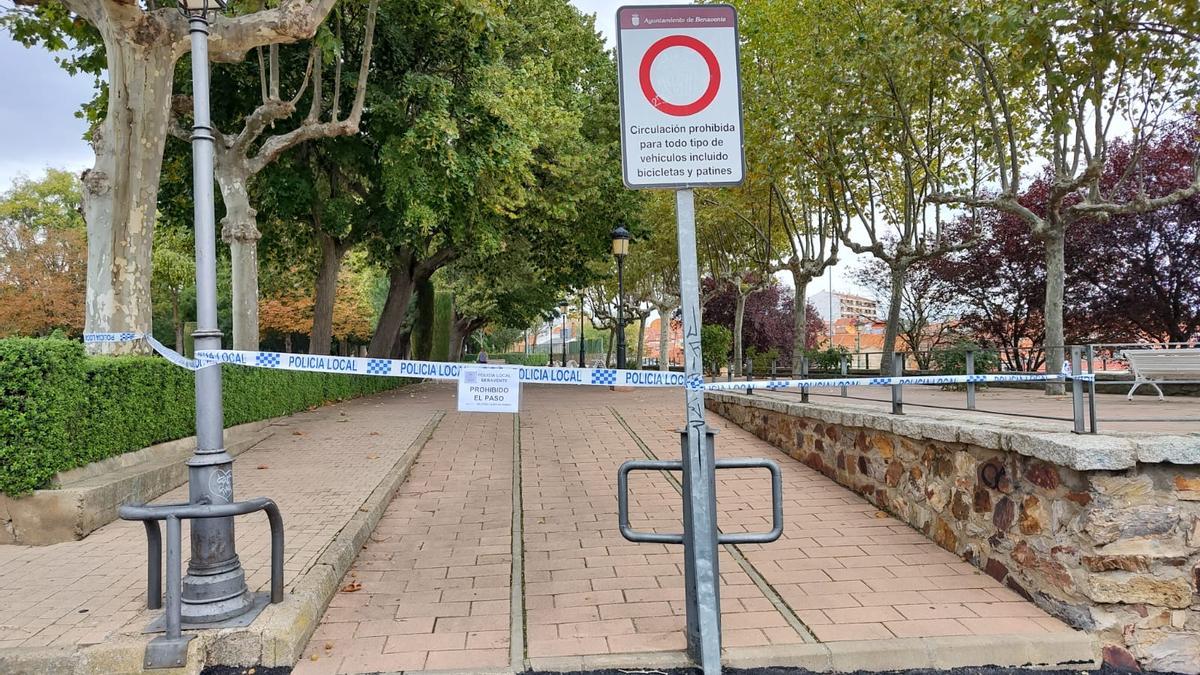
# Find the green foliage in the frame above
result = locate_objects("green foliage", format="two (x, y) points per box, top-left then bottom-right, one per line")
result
(805, 346), (849, 372)
(933, 341), (1000, 375)
(431, 291), (454, 361)
(0, 338), (87, 496)
(701, 325), (732, 375)
(0, 169), (85, 232)
(744, 346), (780, 375)
(0, 338), (404, 497)
(490, 352), (549, 366)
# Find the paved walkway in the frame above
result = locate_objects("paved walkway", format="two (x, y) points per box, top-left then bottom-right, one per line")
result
(755, 384), (1198, 434)
(296, 384), (1082, 674)
(0, 384), (444, 652)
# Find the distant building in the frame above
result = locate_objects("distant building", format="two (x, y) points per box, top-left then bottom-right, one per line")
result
(809, 290), (880, 324)
(643, 317), (683, 367)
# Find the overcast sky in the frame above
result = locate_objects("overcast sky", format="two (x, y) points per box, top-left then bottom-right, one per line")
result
(0, 0), (865, 299)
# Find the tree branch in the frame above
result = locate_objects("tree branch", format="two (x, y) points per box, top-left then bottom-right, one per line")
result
(201, 0), (341, 61)
(1070, 178), (1200, 216)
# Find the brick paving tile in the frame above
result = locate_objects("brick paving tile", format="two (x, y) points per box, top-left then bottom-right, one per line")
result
(0, 385), (444, 650)
(609, 387), (1073, 644)
(295, 402), (513, 675)
(519, 387), (808, 659)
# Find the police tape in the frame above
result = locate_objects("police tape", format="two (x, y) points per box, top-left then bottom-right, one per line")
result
(83, 333), (1094, 390)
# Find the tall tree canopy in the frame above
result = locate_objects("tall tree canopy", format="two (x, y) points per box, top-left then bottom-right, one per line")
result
(3, 0), (347, 352)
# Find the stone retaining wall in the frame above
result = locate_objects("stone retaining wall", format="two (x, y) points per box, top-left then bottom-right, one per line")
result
(707, 392), (1200, 673)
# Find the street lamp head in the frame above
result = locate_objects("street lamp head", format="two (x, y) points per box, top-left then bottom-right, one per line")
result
(178, 0), (226, 18)
(558, 298), (570, 310)
(611, 224), (631, 258)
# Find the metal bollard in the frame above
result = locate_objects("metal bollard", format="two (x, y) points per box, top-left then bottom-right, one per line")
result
(800, 356), (810, 403)
(840, 354), (848, 398)
(965, 349), (977, 410)
(1085, 344), (1098, 433)
(1070, 346), (1085, 434)
(726, 360), (733, 382)
(745, 358), (754, 395)
(771, 358), (777, 378)
(891, 352), (904, 415)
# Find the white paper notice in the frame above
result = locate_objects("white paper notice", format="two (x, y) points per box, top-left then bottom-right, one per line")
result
(457, 366), (521, 413)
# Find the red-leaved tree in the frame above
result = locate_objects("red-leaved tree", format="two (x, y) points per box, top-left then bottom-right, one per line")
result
(703, 279), (825, 369)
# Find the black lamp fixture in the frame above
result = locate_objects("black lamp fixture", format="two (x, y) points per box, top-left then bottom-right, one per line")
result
(611, 225), (631, 369)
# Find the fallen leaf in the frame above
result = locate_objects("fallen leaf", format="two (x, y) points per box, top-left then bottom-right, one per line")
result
(367, 454), (380, 460)
(369, 432), (380, 436)
(324, 641), (333, 650)
(310, 655), (319, 662)
(340, 581), (362, 593)
(256, 465), (269, 470)
(358, 507), (368, 512)
(292, 431), (304, 436)
(874, 511), (888, 519)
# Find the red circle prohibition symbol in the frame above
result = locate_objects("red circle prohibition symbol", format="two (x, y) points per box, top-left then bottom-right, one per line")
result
(639, 35), (721, 117)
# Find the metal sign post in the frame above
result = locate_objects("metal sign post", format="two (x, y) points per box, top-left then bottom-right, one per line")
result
(673, 187), (721, 668)
(615, 6), (774, 673)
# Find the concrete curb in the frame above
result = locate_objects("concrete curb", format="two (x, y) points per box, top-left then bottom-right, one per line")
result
(0, 409), (445, 675)
(723, 631), (1100, 672)
(507, 631), (1098, 674)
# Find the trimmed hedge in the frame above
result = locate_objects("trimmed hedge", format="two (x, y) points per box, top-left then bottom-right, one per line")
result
(0, 338), (405, 497)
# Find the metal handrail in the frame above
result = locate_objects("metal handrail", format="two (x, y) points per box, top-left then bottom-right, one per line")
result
(119, 496), (284, 669)
(617, 458), (783, 545)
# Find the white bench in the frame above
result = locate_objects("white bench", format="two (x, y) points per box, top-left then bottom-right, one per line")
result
(1120, 348), (1200, 400)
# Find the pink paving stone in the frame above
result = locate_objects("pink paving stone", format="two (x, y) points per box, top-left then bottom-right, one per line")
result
(885, 618), (975, 638)
(811, 622), (895, 642)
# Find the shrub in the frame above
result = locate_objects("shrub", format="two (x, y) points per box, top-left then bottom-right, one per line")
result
(0, 338), (88, 495)
(933, 341), (1000, 375)
(805, 346), (849, 372)
(486, 352), (549, 366)
(745, 346), (781, 375)
(0, 338), (405, 497)
(701, 325), (732, 375)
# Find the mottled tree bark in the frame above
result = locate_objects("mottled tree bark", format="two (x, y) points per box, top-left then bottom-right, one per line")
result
(791, 272), (814, 375)
(216, 167), (260, 350)
(82, 24), (176, 354)
(309, 232), (347, 355)
(880, 267), (906, 375)
(1040, 226), (1067, 395)
(732, 292), (748, 376)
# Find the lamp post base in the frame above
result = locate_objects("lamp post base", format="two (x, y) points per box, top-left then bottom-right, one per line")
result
(180, 566), (254, 624)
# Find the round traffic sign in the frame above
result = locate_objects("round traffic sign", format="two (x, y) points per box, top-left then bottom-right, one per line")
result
(638, 35), (721, 117)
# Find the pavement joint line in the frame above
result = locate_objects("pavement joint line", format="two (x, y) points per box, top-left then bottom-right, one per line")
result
(510, 412), (528, 674)
(608, 405), (820, 645)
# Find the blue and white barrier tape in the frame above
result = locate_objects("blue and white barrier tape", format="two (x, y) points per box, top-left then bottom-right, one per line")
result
(83, 333), (1093, 389)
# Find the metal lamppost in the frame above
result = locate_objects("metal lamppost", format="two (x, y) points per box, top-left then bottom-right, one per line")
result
(179, 0), (254, 624)
(612, 225), (631, 369)
(578, 295), (586, 367)
(558, 299), (569, 367)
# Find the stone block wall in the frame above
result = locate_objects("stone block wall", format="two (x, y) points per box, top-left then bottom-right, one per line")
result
(707, 393), (1200, 673)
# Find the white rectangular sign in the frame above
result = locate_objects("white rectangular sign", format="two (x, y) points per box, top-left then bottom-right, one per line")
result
(457, 366), (521, 413)
(616, 4), (745, 189)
